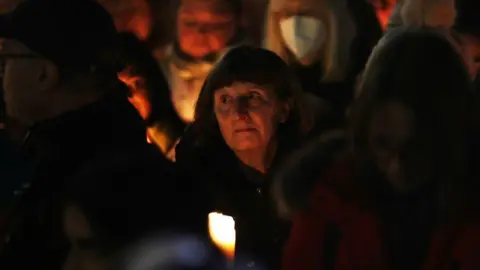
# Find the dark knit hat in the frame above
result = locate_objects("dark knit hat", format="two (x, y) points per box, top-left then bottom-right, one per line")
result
(1, 0), (122, 72)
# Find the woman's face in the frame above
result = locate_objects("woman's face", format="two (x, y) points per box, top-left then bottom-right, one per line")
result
(177, 1), (236, 59)
(63, 205), (109, 270)
(367, 101), (434, 193)
(214, 81), (290, 152)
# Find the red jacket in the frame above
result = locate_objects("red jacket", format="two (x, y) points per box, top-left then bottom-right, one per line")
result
(283, 158), (480, 270)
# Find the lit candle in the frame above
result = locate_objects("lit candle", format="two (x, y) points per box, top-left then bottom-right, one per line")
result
(208, 212), (236, 261)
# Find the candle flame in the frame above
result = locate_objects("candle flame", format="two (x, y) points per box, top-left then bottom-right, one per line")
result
(208, 212), (235, 260)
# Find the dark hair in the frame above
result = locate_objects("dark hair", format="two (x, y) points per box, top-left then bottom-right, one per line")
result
(62, 149), (191, 258)
(177, 0), (243, 16)
(351, 27), (475, 215)
(193, 45), (312, 146)
(353, 28), (472, 152)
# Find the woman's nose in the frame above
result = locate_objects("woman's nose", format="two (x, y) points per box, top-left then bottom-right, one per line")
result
(232, 100), (250, 120)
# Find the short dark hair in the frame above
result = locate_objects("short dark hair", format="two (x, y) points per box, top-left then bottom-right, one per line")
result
(193, 45), (312, 146)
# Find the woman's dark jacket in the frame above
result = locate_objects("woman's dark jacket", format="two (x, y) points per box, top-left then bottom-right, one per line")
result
(175, 128), (293, 270)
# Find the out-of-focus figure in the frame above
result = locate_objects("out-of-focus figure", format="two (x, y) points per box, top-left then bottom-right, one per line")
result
(264, 0), (382, 113)
(62, 153), (217, 270)
(0, 0), (171, 268)
(175, 46), (313, 270)
(370, 0), (396, 30)
(118, 32), (185, 155)
(386, 0), (456, 30)
(97, 0), (153, 40)
(382, 0), (478, 81)
(160, 0), (249, 124)
(279, 27), (480, 270)
(401, 0), (455, 28)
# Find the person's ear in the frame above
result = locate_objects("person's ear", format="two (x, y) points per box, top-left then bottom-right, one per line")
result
(37, 60), (59, 91)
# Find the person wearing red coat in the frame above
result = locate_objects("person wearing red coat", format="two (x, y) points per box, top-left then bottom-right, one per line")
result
(275, 27), (480, 270)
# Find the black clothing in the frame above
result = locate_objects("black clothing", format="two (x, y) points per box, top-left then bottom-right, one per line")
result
(175, 128), (292, 270)
(0, 94), (171, 269)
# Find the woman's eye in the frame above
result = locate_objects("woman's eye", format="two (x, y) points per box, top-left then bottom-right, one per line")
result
(183, 20), (197, 28)
(220, 95), (231, 104)
(248, 92), (264, 106)
(205, 22), (231, 32)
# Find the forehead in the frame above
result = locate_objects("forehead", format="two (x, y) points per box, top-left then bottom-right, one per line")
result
(272, 0), (325, 12)
(216, 82), (272, 95)
(179, 0), (234, 16)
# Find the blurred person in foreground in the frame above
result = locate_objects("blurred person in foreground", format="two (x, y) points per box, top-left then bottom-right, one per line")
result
(0, 0), (172, 268)
(175, 46), (314, 270)
(276, 27), (480, 270)
(160, 0), (249, 124)
(118, 32), (185, 156)
(62, 154), (219, 270)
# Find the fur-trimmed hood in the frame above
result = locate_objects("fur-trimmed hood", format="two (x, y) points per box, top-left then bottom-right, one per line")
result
(271, 130), (348, 219)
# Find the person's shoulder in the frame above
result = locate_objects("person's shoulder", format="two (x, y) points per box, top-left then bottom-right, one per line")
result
(272, 130), (352, 218)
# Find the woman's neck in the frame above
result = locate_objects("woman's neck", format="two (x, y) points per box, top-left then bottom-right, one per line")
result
(235, 139), (278, 174)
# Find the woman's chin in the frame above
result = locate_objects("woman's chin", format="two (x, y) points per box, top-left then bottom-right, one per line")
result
(230, 139), (263, 152)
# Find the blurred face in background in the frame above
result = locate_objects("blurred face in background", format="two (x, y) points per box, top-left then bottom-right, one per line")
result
(370, 0), (396, 30)
(117, 70), (151, 120)
(177, 0), (237, 59)
(367, 101), (434, 193)
(97, 0), (152, 41)
(214, 81), (290, 153)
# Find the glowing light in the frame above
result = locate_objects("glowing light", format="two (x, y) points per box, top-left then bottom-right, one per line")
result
(208, 212), (236, 260)
(118, 68), (151, 120)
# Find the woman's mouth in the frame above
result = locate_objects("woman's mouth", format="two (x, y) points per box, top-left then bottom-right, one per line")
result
(235, 128), (256, 133)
